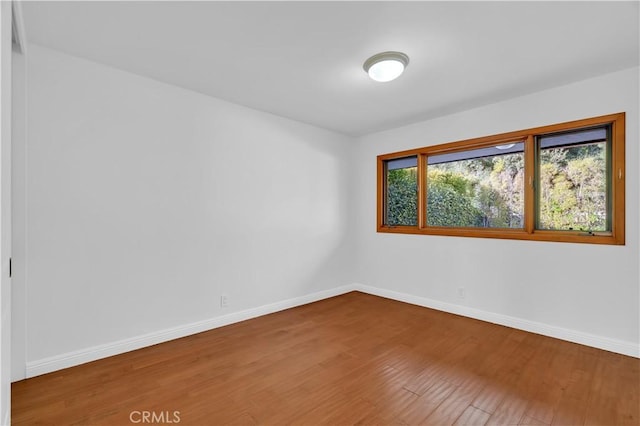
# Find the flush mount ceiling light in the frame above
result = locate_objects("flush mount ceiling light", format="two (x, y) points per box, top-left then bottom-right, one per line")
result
(363, 51), (409, 82)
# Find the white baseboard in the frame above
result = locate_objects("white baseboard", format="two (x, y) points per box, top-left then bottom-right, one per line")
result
(25, 285), (356, 378)
(25, 282), (638, 378)
(353, 283), (639, 358)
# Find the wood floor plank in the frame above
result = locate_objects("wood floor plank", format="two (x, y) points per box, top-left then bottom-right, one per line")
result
(611, 353), (640, 425)
(519, 414), (549, 425)
(399, 378), (458, 424)
(453, 405), (491, 426)
(423, 375), (486, 425)
(11, 292), (639, 425)
(550, 346), (599, 425)
(522, 339), (578, 424)
(584, 352), (640, 426)
(469, 330), (530, 414)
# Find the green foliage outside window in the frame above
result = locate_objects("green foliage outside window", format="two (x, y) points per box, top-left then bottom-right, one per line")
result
(385, 144), (607, 231)
(386, 167), (417, 226)
(426, 170), (480, 227)
(386, 153), (525, 229)
(427, 152), (524, 228)
(538, 143), (607, 231)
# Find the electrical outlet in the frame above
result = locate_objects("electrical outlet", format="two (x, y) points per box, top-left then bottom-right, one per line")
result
(457, 287), (466, 299)
(220, 295), (229, 308)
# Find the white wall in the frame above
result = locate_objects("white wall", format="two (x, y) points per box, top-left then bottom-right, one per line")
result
(353, 67), (640, 353)
(11, 46), (26, 382)
(0, 1), (11, 422)
(19, 45), (355, 371)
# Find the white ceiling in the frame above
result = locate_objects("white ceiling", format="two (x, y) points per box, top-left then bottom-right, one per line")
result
(21, 1), (640, 136)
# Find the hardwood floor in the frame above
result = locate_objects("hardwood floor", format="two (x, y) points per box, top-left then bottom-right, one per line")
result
(12, 292), (639, 425)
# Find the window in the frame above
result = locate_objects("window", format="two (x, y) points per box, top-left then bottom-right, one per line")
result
(377, 113), (625, 244)
(385, 157), (418, 226)
(427, 142), (525, 228)
(537, 127), (609, 232)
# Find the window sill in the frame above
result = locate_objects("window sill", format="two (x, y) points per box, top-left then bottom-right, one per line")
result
(377, 225), (623, 245)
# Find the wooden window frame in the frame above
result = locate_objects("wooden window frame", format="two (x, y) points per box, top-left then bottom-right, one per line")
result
(377, 113), (625, 245)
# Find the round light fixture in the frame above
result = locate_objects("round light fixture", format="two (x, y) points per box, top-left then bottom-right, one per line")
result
(363, 51), (409, 82)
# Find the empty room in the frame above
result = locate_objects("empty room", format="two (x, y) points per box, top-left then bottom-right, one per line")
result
(0, 1), (639, 425)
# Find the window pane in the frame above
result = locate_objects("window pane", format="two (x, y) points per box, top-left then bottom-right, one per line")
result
(538, 127), (609, 231)
(385, 156), (417, 226)
(427, 142), (524, 228)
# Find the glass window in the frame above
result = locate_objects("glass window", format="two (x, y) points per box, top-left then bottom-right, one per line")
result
(385, 156), (418, 226)
(537, 127), (609, 232)
(427, 143), (524, 228)
(376, 113), (625, 244)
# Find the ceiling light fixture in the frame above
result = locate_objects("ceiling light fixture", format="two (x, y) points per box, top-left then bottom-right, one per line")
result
(363, 51), (409, 82)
